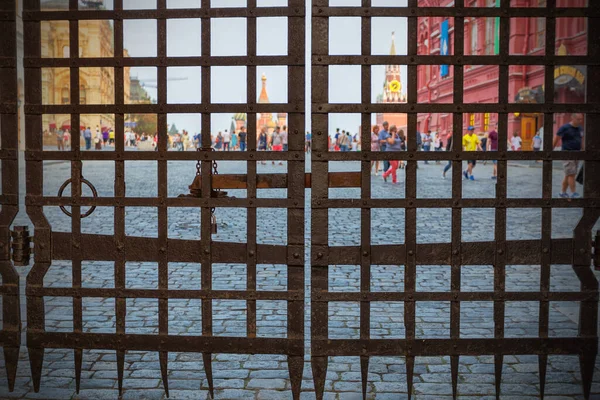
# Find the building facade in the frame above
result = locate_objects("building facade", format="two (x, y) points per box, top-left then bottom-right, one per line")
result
(417, 0), (587, 149)
(38, 0), (131, 137)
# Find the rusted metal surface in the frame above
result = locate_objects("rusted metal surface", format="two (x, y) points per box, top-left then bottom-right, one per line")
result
(11, 227), (31, 267)
(13, 0), (600, 399)
(311, 1), (600, 400)
(0, 0), (21, 392)
(23, 0), (305, 398)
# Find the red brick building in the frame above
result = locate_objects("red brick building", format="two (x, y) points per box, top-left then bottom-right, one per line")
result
(417, 0), (587, 149)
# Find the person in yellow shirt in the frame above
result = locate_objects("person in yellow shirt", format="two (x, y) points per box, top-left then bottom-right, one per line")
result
(462, 126), (482, 180)
(109, 129), (115, 146)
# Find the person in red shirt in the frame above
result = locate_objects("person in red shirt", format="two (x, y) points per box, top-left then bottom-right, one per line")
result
(487, 124), (499, 180)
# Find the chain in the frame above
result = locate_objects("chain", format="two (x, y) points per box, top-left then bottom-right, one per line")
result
(195, 146), (201, 176)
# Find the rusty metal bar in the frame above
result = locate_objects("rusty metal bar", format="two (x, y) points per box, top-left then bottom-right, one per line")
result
(0, 0), (22, 391)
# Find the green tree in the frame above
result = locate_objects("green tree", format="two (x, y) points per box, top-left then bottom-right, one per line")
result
(169, 123), (178, 135)
(132, 114), (157, 135)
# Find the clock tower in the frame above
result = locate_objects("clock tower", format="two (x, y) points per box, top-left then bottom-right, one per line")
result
(376, 32), (408, 132)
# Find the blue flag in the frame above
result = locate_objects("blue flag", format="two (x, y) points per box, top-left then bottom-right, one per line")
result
(440, 19), (449, 78)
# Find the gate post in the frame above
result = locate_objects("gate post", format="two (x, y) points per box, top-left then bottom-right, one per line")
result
(0, 0), (21, 391)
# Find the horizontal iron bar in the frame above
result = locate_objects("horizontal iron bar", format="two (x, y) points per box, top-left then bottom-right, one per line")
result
(29, 195), (600, 209)
(313, 291), (596, 302)
(28, 150), (304, 161)
(27, 331), (304, 355)
(313, 55), (597, 66)
(311, 337), (597, 357)
(324, 239), (575, 266)
(313, 198), (598, 209)
(27, 55), (303, 68)
(311, 6), (596, 18)
(323, 151), (599, 161)
(46, 232), (577, 267)
(28, 287), (304, 300)
(25, 104), (304, 114)
(50, 233), (292, 264)
(23, 7), (304, 21)
(33, 196), (302, 208)
(26, 150), (600, 161)
(312, 103), (600, 114)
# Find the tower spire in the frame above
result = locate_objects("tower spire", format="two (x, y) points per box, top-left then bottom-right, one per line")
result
(258, 73), (270, 103)
(390, 31), (396, 56)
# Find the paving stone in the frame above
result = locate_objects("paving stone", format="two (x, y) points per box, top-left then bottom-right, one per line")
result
(8, 158), (600, 400)
(246, 378), (287, 390)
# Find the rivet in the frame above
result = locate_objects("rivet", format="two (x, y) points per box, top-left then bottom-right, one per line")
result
(363, 251), (368, 257)
(293, 253), (300, 258)
(498, 249), (504, 255)
(453, 250), (459, 255)
(317, 131), (322, 135)
(204, 249), (209, 254)
(408, 250), (414, 256)
(249, 250), (255, 256)
(543, 248), (549, 253)
(295, 154), (299, 158)
(317, 252), (323, 258)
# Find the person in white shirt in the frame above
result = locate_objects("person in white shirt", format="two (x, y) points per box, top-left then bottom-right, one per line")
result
(222, 130), (231, 151)
(510, 131), (522, 151)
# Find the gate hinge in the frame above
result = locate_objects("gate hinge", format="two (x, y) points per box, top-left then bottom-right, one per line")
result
(594, 230), (600, 271)
(10, 226), (31, 266)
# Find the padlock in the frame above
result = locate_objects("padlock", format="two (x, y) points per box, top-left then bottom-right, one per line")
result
(211, 214), (218, 234)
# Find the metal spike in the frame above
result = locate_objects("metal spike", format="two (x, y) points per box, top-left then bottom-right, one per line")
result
(580, 352), (596, 400)
(287, 355), (303, 400)
(538, 354), (547, 399)
(28, 347), (44, 392)
(202, 353), (214, 399)
(117, 350), (125, 396)
(406, 356), (414, 400)
(360, 355), (369, 400)
(311, 356), (328, 400)
(450, 355), (459, 400)
(74, 349), (82, 394)
(159, 351), (169, 398)
(3, 347), (19, 392)
(494, 355), (503, 400)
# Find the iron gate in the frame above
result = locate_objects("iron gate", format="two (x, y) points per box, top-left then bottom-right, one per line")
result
(0, 0), (598, 399)
(310, 0), (600, 399)
(21, 0), (305, 397)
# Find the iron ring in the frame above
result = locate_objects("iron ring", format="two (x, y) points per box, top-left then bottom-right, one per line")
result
(57, 177), (98, 218)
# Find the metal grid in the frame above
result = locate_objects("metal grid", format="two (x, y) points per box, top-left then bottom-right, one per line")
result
(0, 0), (21, 392)
(22, 0), (305, 397)
(310, 1), (600, 399)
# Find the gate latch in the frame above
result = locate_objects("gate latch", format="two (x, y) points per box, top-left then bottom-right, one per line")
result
(594, 230), (600, 271)
(10, 226), (31, 266)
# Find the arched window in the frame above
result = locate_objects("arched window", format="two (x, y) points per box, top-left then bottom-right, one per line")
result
(61, 86), (69, 104)
(80, 85), (86, 104)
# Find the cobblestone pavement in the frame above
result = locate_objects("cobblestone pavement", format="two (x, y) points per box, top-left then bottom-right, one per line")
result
(2, 154), (600, 399)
